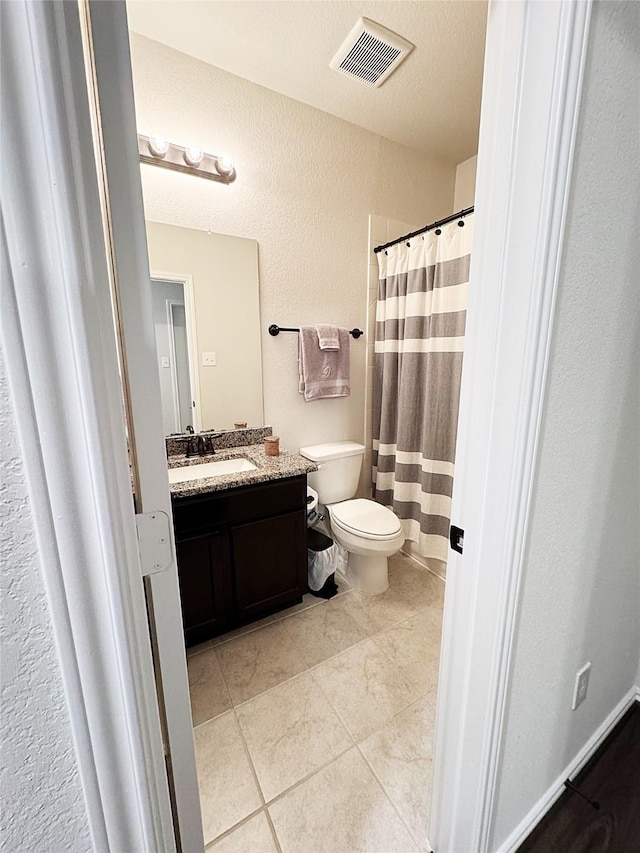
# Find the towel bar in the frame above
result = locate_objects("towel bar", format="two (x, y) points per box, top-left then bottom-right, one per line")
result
(268, 324), (363, 339)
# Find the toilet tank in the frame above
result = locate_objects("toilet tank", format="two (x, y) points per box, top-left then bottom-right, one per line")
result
(299, 441), (365, 505)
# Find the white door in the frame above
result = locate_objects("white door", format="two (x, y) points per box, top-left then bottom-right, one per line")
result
(82, 3), (204, 850)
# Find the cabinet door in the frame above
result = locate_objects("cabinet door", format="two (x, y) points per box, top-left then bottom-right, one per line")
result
(176, 530), (233, 646)
(232, 510), (307, 620)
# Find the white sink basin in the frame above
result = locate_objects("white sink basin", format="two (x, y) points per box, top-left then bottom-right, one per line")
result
(168, 457), (257, 485)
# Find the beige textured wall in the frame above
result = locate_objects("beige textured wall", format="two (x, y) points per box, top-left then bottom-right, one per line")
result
(453, 154), (478, 210)
(146, 222), (263, 432)
(130, 33), (456, 452)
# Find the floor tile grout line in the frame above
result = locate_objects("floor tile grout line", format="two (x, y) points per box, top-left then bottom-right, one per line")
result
(192, 556), (444, 850)
(191, 651), (234, 731)
(355, 739), (426, 853)
(307, 639), (426, 744)
(234, 667), (356, 804)
(192, 586), (444, 728)
(369, 632), (437, 699)
(308, 666), (358, 745)
(189, 559), (439, 660)
(355, 688), (439, 748)
(188, 651), (234, 728)
(215, 655), (268, 809)
(191, 557), (442, 660)
(200, 676), (436, 836)
(218, 631), (372, 712)
(189, 556), (437, 656)
(203, 805), (265, 850)
(197, 586), (440, 694)
(262, 805), (283, 853)
(208, 595), (328, 651)
(278, 595), (370, 669)
(223, 687), (440, 842)
(261, 742), (356, 810)
(235, 715), (267, 808)
(226, 665), (361, 820)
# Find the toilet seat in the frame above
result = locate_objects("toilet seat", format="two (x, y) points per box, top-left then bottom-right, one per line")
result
(330, 499), (402, 541)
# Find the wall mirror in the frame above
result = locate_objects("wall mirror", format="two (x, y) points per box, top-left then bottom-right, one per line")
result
(145, 221), (264, 435)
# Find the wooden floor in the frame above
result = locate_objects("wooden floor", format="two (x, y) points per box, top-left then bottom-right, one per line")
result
(519, 701), (640, 852)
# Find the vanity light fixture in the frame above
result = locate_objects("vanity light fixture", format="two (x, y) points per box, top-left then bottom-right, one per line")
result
(183, 146), (203, 167)
(147, 136), (170, 158)
(214, 156), (234, 177)
(138, 134), (237, 184)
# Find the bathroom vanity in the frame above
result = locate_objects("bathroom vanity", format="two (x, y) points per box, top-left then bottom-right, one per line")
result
(168, 435), (316, 647)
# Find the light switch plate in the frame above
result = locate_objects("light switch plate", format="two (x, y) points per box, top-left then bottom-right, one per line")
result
(160, 356), (170, 368)
(202, 352), (216, 366)
(571, 661), (591, 710)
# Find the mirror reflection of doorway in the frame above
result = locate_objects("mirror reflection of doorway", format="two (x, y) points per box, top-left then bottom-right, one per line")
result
(152, 278), (194, 434)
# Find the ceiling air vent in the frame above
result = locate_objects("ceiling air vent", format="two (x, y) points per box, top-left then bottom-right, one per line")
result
(330, 17), (414, 88)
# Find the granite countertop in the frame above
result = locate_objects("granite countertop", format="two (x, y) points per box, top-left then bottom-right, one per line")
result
(168, 443), (317, 498)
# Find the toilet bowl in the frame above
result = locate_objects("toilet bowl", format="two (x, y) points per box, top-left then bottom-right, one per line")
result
(328, 499), (404, 594)
(299, 442), (405, 595)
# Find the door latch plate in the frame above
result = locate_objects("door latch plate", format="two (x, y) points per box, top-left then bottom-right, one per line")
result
(135, 511), (172, 576)
(450, 524), (464, 554)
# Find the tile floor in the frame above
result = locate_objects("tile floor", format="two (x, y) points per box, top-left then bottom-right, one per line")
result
(187, 552), (445, 853)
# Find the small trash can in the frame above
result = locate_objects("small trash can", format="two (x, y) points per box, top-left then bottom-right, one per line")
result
(307, 527), (346, 599)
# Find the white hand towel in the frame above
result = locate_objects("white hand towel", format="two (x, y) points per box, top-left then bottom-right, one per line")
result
(298, 326), (350, 401)
(314, 324), (341, 351)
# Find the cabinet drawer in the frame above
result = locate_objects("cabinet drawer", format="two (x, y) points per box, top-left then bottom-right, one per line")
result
(173, 475), (306, 539)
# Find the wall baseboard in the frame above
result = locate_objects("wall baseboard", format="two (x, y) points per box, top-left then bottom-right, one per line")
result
(497, 685), (640, 853)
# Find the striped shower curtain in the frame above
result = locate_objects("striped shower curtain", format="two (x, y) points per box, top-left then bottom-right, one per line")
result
(372, 215), (474, 562)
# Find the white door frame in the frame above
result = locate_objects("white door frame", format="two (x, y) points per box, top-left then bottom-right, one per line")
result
(0, 0), (593, 850)
(82, 1), (205, 850)
(429, 1), (592, 851)
(152, 270), (202, 433)
(166, 299), (185, 433)
(1, 1), (177, 850)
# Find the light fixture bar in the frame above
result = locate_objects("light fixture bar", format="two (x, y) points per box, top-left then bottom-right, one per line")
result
(137, 134), (236, 184)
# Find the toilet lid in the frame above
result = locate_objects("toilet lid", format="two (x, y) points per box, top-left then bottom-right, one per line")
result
(331, 499), (402, 540)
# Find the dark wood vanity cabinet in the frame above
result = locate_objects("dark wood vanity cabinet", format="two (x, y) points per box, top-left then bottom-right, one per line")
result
(172, 475), (308, 647)
(175, 531), (234, 641)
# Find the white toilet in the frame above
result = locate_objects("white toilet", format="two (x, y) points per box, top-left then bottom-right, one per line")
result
(299, 441), (405, 595)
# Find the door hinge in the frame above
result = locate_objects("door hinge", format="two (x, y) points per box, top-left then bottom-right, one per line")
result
(135, 511), (172, 577)
(450, 524), (464, 554)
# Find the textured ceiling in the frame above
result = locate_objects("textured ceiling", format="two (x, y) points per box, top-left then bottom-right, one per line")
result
(126, 0), (487, 163)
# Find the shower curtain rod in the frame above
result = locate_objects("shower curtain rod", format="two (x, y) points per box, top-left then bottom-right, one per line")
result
(373, 206), (475, 254)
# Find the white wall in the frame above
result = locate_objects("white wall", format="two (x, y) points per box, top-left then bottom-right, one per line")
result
(129, 33), (456, 452)
(0, 351), (92, 851)
(453, 154), (477, 210)
(491, 2), (640, 846)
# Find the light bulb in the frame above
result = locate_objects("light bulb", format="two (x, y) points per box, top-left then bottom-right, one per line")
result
(184, 146), (203, 167)
(215, 156), (235, 176)
(148, 137), (169, 158)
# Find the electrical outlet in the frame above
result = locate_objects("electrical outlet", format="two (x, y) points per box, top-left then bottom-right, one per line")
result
(202, 352), (216, 367)
(571, 661), (591, 710)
